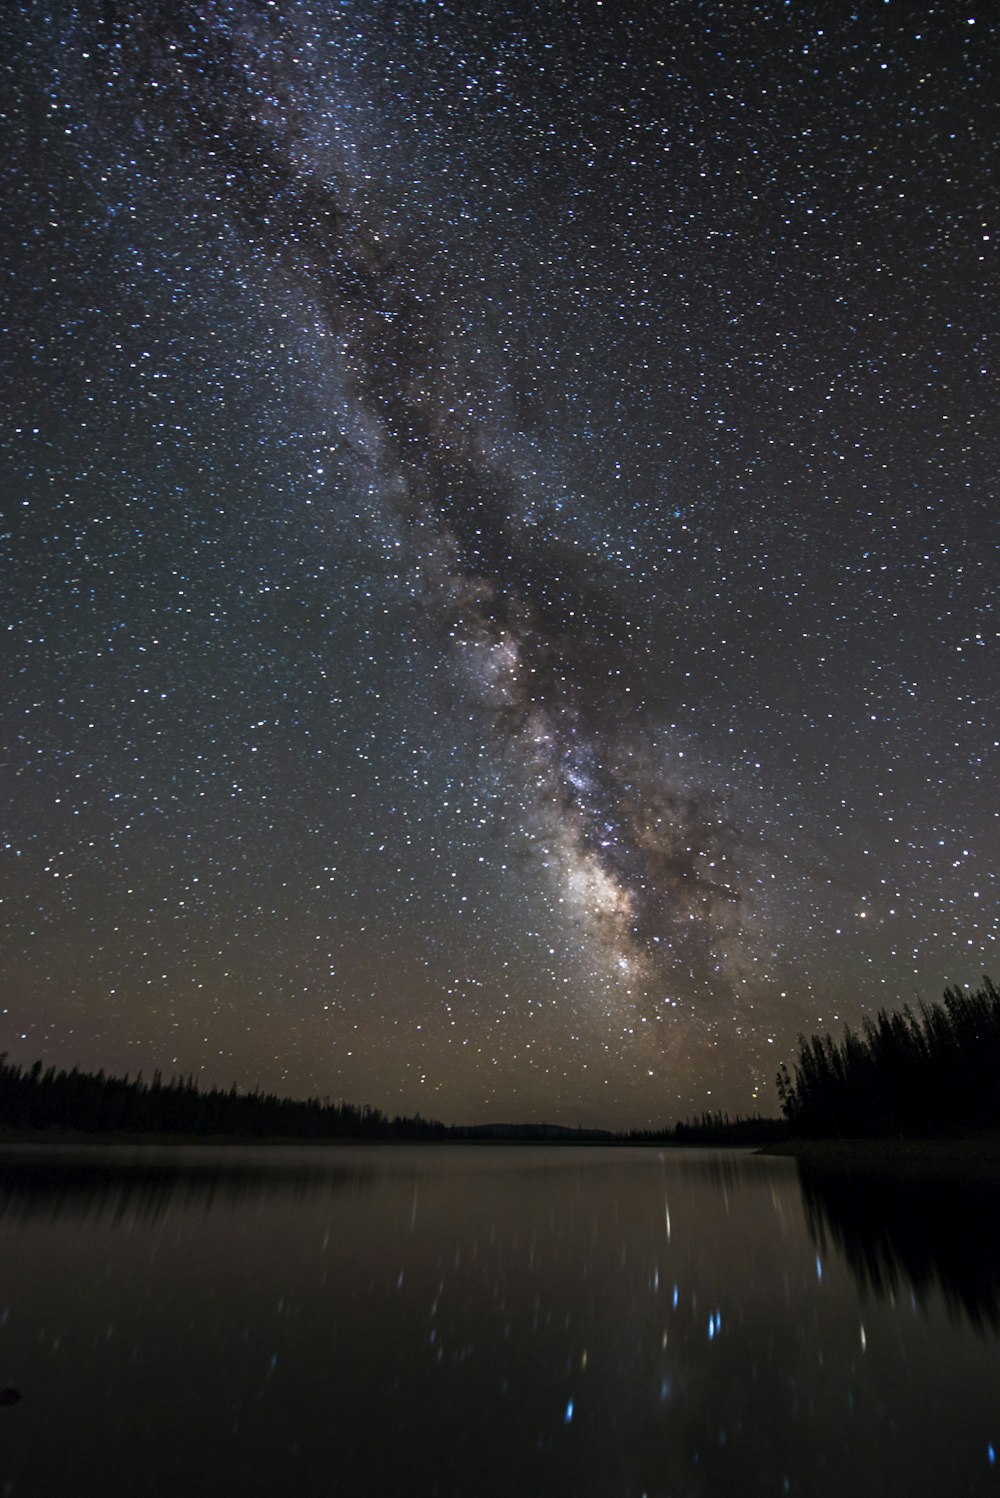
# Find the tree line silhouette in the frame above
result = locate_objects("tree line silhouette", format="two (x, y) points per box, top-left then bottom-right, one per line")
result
(0, 1051), (789, 1145)
(626, 1112), (788, 1146)
(15, 970), (996, 1146)
(0, 1055), (447, 1140)
(776, 977), (1000, 1138)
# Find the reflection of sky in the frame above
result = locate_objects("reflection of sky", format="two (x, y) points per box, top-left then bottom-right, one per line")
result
(1, 1147), (999, 1496)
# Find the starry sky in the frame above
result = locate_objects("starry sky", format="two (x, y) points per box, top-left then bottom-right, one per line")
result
(2, 0), (996, 1128)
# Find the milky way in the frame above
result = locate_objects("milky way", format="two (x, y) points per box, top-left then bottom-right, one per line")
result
(2, 1), (996, 1124)
(118, 1), (747, 1010)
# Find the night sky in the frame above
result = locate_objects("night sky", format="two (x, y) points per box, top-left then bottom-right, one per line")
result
(2, 0), (996, 1127)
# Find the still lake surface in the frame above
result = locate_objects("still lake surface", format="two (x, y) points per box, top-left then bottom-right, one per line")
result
(0, 1143), (998, 1497)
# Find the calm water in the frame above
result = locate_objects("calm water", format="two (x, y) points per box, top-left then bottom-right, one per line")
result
(0, 1144), (998, 1498)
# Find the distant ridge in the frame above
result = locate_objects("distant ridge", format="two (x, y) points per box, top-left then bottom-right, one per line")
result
(451, 1122), (617, 1141)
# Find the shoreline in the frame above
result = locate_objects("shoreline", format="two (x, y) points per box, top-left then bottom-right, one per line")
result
(0, 1129), (764, 1150)
(759, 1132), (1000, 1178)
(4, 1129), (1000, 1176)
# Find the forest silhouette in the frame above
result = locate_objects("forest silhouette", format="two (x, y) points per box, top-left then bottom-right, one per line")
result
(2, 977), (996, 1142)
(0, 1056), (447, 1140)
(777, 977), (1000, 1138)
(0, 1052), (783, 1143)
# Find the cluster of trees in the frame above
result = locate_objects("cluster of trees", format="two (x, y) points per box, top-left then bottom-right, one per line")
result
(777, 978), (1000, 1138)
(670, 1112), (788, 1145)
(0, 1055), (447, 1141)
(627, 1112), (788, 1146)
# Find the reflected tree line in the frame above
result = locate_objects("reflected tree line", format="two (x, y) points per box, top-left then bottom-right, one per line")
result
(777, 978), (1000, 1138)
(800, 1163), (1000, 1334)
(0, 1151), (375, 1225)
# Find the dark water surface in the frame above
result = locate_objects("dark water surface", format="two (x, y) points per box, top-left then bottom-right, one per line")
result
(0, 1144), (998, 1497)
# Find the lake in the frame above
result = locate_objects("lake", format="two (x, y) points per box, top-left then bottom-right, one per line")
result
(0, 1144), (998, 1497)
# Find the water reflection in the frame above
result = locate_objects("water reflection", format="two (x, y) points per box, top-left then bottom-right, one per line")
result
(0, 1145), (998, 1498)
(799, 1161), (1000, 1334)
(0, 1145), (374, 1222)
(668, 1148), (785, 1190)
(4, 1144), (1000, 1339)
